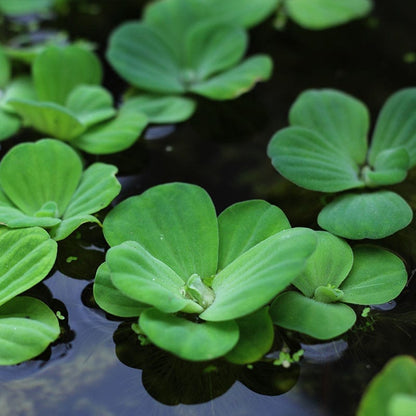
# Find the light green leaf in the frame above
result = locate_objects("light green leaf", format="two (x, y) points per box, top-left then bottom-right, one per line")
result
(270, 291), (356, 339)
(318, 191), (413, 239)
(200, 227), (316, 322)
(107, 241), (203, 314)
(48, 214), (100, 241)
(285, 0), (373, 30)
(364, 147), (410, 187)
(0, 47), (10, 88)
(184, 22), (247, 81)
(63, 163), (120, 218)
(65, 85), (116, 127)
(190, 55), (273, 100)
(369, 88), (416, 167)
(0, 110), (20, 141)
(93, 262), (148, 318)
(293, 231), (353, 297)
(0, 296), (60, 366)
(0, 76), (36, 112)
(122, 94), (196, 123)
(268, 126), (365, 192)
(0, 139), (82, 217)
(103, 182), (219, 281)
(357, 356), (416, 416)
(389, 395), (416, 416)
(0, 227), (57, 306)
(225, 306), (274, 364)
(139, 308), (240, 361)
(0, 0), (57, 16)
(33, 45), (102, 105)
(288, 89), (369, 165)
(106, 22), (183, 94)
(71, 106), (147, 154)
(340, 245), (407, 305)
(218, 200), (291, 269)
(8, 98), (86, 140)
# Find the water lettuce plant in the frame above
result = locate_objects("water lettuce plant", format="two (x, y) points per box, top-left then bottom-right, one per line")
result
(93, 182), (317, 362)
(357, 356), (416, 416)
(7, 44), (148, 154)
(275, 0), (373, 30)
(267, 88), (416, 239)
(0, 139), (121, 240)
(106, 0), (273, 103)
(0, 0), (64, 16)
(0, 226), (59, 365)
(270, 231), (407, 339)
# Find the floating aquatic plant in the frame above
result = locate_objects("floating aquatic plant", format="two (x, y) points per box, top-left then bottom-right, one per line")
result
(270, 231), (407, 339)
(0, 226), (59, 365)
(106, 0), (273, 104)
(357, 355), (416, 416)
(267, 88), (416, 239)
(93, 182), (316, 362)
(0, 139), (121, 240)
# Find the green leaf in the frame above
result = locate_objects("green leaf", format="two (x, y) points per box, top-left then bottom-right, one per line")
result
(0, 76), (36, 112)
(369, 88), (416, 167)
(357, 356), (416, 416)
(389, 395), (416, 416)
(190, 55), (273, 100)
(65, 85), (116, 127)
(184, 22), (247, 81)
(268, 126), (365, 192)
(218, 200), (291, 269)
(0, 47), (10, 88)
(285, 0), (373, 30)
(0, 227), (57, 306)
(293, 231), (353, 297)
(122, 94), (196, 124)
(364, 147), (410, 187)
(200, 227), (317, 322)
(107, 241), (203, 314)
(288, 89), (369, 165)
(103, 182), (219, 281)
(33, 45), (102, 105)
(0, 139), (82, 217)
(0, 0), (57, 16)
(106, 22), (183, 94)
(48, 214), (100, 241)
(270, 291), (356, 339)
(0, 296), (60, 366)
(340, 245), (407, 305)
(71, 106), (147, 154)
(93, 262), (148, 318)
(139, 308), (239, 361)
(225, 306), (274, 364)
(8, 98), (86, 140)
(318, 191), (413, 239)
(0, 110), (20, 141)
(63, 163), (120, 218)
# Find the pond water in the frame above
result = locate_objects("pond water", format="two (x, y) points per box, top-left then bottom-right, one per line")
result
(1, 1), (416, 415)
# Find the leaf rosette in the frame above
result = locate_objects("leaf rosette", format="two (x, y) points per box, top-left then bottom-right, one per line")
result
(106, 0), (273, 104)
(270, 231), (407, 339)
(0, 139), (121, 240)
(0, 226), (60, 365)
(267, 88), (416, 239)
(93, 182), (317, 362)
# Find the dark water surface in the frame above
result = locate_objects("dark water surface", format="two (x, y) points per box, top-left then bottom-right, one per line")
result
(1, 1), (416, 415)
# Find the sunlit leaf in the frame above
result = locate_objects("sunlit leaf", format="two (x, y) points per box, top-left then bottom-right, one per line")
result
(139, 308), (239, 361)
(218, 200), (290, 269)
(0, 110), (20, 141)
(200, 228), (316, 321)
(190, 55), (273, 100)
(270, 291), (356, 339)
(0, 296), (60, 366)
(103, 182), (219, 281)
(0, 227), (57, 306)
(93, 262), (148, 318)
(0, 76), (36, 112)
(318, 191), (413, 239)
